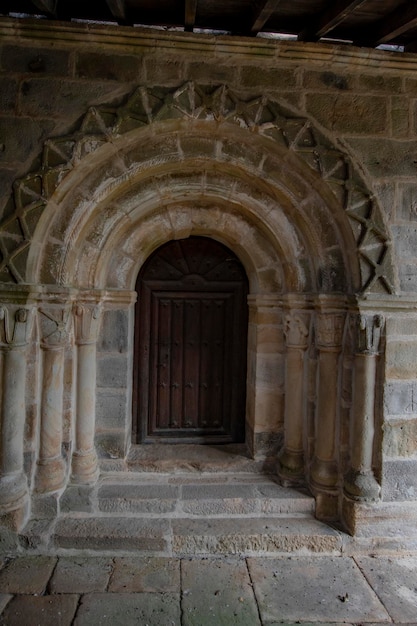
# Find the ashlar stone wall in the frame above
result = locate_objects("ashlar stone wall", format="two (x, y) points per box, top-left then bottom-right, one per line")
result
(1, 16), (417, 532)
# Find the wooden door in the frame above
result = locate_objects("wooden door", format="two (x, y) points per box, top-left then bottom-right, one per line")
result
(133, 237), (248, 443)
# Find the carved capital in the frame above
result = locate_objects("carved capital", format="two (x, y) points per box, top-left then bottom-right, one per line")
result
(284, 313), (309, 349)
(0, 303), (33, 348)
(316, 313), (345, 350)
(38, 303), (72, 349)
(356, 314), (384, 355)
(73, 302), (102, 345)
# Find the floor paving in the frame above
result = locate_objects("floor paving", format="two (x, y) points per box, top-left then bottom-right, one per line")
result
(0, 554), (415, 625)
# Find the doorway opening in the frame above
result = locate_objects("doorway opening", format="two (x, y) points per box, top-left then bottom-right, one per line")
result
(133, 236), (249, 444)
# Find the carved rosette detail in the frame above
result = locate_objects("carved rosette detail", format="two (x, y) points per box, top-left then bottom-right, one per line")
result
(0, 81), (394, 294)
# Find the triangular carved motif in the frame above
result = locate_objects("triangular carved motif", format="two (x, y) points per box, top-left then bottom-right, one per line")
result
(0, 81), (394, 294)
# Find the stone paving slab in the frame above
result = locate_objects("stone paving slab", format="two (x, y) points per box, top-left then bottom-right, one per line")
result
(172, 517), (342, 555)
(0, 556), (57, 594)
(181, 557), (261, 625)
(49, 556), (113, 593)
(109, 557), (180, 592)
(73, 592), (181, 625)
(356, 556), (417, 623)
(98, 484), (179, 514)
(247, 556), (392, 624)
(0, 594), (79, 626)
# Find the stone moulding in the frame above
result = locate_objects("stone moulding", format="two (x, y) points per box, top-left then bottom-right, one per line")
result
(0, 80), (395, 295)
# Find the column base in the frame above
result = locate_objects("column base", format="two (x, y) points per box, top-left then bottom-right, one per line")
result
(343, 468), (380, 503)
(0, 472), (28, 514)
(277, 448), (305, 486)
(310, 457), (338, 492)
(71, 449), (99, 485)
(34, 457), (66, 494)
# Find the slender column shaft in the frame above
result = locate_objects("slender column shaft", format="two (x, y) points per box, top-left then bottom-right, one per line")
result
(71, 302), (101, 485)
(344, 314), (383, 502)
(278, 311), (309, 483)
(310, 311), (345, 492)
(35, 303), (71, 493)
(0, 305), (32, 513)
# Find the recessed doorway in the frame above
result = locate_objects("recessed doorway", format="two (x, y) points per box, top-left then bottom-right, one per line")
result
(133, 236), (249, 444)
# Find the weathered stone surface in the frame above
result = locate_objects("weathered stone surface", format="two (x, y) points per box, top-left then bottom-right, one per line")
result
(240, 66), (297, 89)
(383, 419), (417, 457)
(73, 592), (181, 625)
(59, 485), (94, 513)
(98, 484), (178, 513)
(144, 58), (184, 85)
(302, 70), (354, 91)
(50, 557), (113, 593)
(0, 594), (11, 613)
(53, 517), (170, 552)
(96, 391), (127, 430)
(1, 45), (70, 75)
(248, 556), (390, 624)
(0, 117), (55, 166)
(172, 517), (342, 555)
(97, 354), (128, 388)
(346, 137), (417, 177)
(0, 78), (18, 113)
(182, 558), (261, 626)
(1, 594), (79, 626)
(97, 309), (129, 353)
(306, 94), (387, 134)
(356, 556), (417, 623)
(109, 557), (180, 592)
(383, 380), (417, 416)
(0, 556), (57, 594)
(75, 51), (143, 82)
(382, 459), (417, 501)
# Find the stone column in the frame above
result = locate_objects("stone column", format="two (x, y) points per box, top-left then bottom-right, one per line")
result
(71, 301), (102, 485)
(344, 314), (383, 502)
(34, 302), (72, 493)
(0, 304), (33, 516)
(310, 310), (345, 494)
(278, 310), (310, 484)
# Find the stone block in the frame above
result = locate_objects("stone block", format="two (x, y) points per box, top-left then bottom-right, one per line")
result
(95, 431), (127, 459)
(18, 519), (55, 551)
(73, 592), (181, 626)
(382, 458), (417, 501)
(398, 182), (417, 221)
(144, 58), (184, 85)
(303, 70), (354, 91)
(386, 339), (417, 379)
(240, 66), (297, 89)
(306, 94), (387, 134)
(399, 264), (417, 292)
(0, 556), (56, 594)
(181, 558), (261, 626)
(391, 96), (410, 137)
(392, 224), (417, 258)
(2, 595), (79, 626)
(96, 391), (127, 430)
(171, 517), (342, 555)
(98, 483), (178, 514)
(0, 117), (55, 166)
(53, 517), (170, 552)
(181, 484), (259, 515)
(76, 51), (143, 82)
(97, 354), (128, 387)
(59, 485), (94, 513)
(345, 137), (417, 177)
(50, 556), (113, 593)
(109, 556), (180, 592)
(383, 419), (417, 457)
(384, 380), (417, 416)
(18, 78), (130, 120)
(0, 77), (17, 113)
(357, 73), (402, 93)
(98, 309), (129, 353)
(187, 61), (236, 85)
(1, 45), (70, 75)
(247, 556), (390, 624)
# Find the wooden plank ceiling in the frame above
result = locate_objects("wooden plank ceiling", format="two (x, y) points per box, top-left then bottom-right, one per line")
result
(2, 0), (417, 51)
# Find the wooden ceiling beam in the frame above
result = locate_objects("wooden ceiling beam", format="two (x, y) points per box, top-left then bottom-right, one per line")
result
(365, 4), (417, 46)
(251, 0), (282, 35)
(185, 0), (198, 32)
(31, 0), (57, 16)
(299, 0), (368, 41)
(105, 0), (127, 22)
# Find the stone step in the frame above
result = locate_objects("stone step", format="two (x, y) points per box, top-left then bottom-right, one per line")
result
(95, 476), (315, 517)
(50, 515), (342, 556)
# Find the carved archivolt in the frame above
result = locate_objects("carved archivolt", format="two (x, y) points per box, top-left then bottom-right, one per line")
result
(0, 82), (395, 294)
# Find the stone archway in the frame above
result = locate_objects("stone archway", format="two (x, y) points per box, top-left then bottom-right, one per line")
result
(0, 82), (393, 528)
